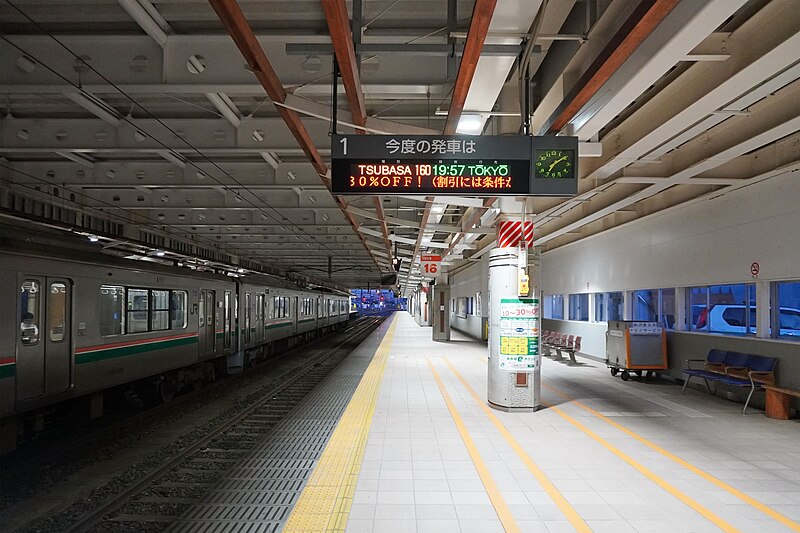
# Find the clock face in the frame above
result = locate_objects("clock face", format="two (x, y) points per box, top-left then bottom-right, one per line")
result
(535, 149), (575, 179)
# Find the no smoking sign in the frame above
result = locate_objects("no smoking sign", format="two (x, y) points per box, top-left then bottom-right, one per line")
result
(750, 261), (760, 277)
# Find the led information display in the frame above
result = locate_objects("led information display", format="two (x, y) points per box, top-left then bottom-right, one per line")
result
(332, 159), (532, 195)
(331, 134), (578, 197)
(331, 134), (533, 196)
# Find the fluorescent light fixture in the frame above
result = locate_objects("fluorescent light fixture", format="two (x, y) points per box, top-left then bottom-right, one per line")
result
(155, 250), (165, 257)
(88, 234), (99, 242)
(456, 114), (483, 134)
(56, 151), (96, 168)
(157, 149), (186, 168)
(64, 90), (120, 126)
(260, 151), (279, 169)
(430, 204), (445, 214)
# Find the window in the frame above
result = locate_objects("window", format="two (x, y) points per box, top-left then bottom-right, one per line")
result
(568, 294), (588, 321)
(150, 289), (170, 331)
(456, 297), (467, 318)
(99, 285), (124, 336)
(20, 280), (40, 345)
(273, 296), (289, 319)
(245, 293), (251, 343)
(633, 288), (675, 329)
(544, 294), (564, 320)
(48, 282), (67, 342)
(127, 288), (149, 333)
(775, 281), (800, 339)
(688, 283), (755, 335)
(171, 291), (187, 329)
(224, 291), (232, 348)
(594, 292), (623, 322)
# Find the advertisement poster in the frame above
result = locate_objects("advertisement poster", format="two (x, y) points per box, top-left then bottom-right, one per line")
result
(498, 298), (539, 370)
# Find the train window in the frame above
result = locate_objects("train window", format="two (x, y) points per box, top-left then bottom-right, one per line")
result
(127, 288), (150, 333)
(20, 280), (40, 345)
(151, 290), (170, 331)
(99, 285), (125, 336)
(170, 291), (187, 329)
(48, 282), (67, 342)
(245, 293), (251, 343)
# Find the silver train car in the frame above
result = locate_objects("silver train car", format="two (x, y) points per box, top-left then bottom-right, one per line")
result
(0, 238), (350, 442)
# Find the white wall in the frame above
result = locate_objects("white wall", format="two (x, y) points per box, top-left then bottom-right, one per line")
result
(543, 172), (800, 294)
(448, 258), (489, 340)
(540, 171), (800, 391)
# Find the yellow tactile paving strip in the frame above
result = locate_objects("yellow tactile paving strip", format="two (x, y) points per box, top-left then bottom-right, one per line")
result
(426, 358), (521, 533)
(283, 316), (398, 533)
(442, 357), (593, 533)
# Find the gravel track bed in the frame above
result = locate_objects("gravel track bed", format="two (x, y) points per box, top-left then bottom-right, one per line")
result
(6, 319), (380, 532)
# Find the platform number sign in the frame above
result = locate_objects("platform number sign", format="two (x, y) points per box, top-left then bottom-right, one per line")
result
(420, 255), (441, 278)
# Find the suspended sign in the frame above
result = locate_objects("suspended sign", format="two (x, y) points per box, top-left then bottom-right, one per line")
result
(419, 254), (441, 278)
(331, 134), (578, 197)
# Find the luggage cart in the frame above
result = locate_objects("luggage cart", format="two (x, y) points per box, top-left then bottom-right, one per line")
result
(605, 321), (667, 381)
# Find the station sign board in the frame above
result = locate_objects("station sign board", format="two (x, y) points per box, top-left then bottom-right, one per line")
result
(419, 254), (442, 278)
(331, 134), (578, 197)
(331, 134), (533, 196)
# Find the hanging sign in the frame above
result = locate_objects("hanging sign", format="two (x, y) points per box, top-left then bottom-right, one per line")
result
(420, 254), (441, 278)
(498, 298), (540, 371)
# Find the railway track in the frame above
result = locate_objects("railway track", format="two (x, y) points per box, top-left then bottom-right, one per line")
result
(17, 316), (383, 533)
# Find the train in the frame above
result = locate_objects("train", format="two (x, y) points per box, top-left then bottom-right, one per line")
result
(0, 227), (352, 449)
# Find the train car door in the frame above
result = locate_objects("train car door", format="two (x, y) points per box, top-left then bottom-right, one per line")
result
(16, 277), (72, 401)
(293, 296), (299, 333)
(198, 289), (216, 357)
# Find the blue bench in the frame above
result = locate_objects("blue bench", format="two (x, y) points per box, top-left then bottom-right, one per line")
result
(682, 349), (777, 414)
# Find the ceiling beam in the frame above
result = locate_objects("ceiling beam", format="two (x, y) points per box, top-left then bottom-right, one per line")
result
(443, 0), (497, 135)
(541, 0), (680, 134)
(208, 0), (384, 275)
(322, 0), (367, 131)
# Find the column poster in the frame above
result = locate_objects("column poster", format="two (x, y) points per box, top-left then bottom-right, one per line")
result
(498, 298), (539, 370)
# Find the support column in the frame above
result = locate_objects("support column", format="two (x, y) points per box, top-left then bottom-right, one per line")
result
(487, 200), (540, 412)
(432, 273), (451, 342)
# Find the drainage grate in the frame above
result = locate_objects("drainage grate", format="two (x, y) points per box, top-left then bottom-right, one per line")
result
(168, 347), (375, 532)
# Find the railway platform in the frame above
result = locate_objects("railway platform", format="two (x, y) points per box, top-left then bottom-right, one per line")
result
(172, 312), (800, 533)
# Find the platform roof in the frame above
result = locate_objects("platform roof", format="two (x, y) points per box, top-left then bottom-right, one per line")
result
(1, 0), (797, 292)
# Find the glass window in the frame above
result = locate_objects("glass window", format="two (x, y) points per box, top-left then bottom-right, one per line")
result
(48, 282), (67, 342)
(127, 288), (149, 333)
(150, 289), (170, 331)
(776, 281), (800, 339)
(100, 285), (125, 336)
(171, 291), (187, 329)
(688, 287), (708, 331)
(633, 289), (658, 321)
(224, 291), (232, 348)
(544, 294), (564, 320)
(20, 280), (40, 345)
(708, 283), (754, 335)
(661, 288), (676, 330)
(594, 293), (607, 322)
(568, 294), (589, 321)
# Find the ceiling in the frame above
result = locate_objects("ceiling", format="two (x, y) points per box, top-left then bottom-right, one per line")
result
(1, 0), (798, 293)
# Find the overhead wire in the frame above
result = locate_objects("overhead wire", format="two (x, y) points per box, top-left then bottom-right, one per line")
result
(1, 0), (341, 260)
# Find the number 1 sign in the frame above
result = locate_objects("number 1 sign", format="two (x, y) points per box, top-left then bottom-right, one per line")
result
(420, 255), (442, 278)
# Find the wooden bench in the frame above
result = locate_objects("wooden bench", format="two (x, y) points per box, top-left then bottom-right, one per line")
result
(763, 385), (800, 420)
(682, 349), (778, 414)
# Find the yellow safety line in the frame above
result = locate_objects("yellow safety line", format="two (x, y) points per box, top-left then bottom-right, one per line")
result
(284, 316), (398, 533)
(475, 355), (742, 533)
(442, 357), (592, 533)
(426, 358), (521, 533)
(542, 382), (800, 532)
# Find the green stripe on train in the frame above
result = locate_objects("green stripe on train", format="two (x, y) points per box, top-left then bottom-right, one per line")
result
(0, 364), (15, 379)
(76, 336), (199, 364)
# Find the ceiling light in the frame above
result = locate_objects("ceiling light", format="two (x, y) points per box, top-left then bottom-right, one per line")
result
(456, 114), (483, 134)
(88, 234), (99, 242)
(155, 250), (165, 257)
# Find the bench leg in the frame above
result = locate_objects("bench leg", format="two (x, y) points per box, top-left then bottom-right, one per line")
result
(703, 378), (714, 394)
(553, 349), (563, 361)
(765, 389), (791, 420)
(743, 385), (756, 415)
(569, 351), (577, 365)
(681, 375), (692, 393)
